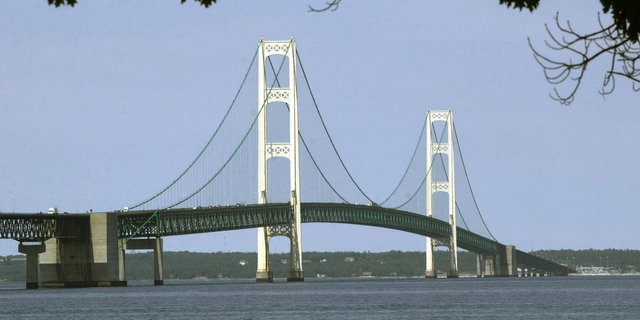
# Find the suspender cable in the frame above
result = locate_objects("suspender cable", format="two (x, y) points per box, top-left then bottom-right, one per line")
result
(379, 115), (427, 206)
(131, 42), (262, 210)
(167, 40), (292, 209)
(452, 122), (497, 241)
(267, 57), (350, 203)
(297, 51), (376, 205)
(392, 112), (449, 210)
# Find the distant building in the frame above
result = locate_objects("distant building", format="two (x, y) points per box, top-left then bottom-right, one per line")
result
(320, 259), (327, 263)
(316, 273), (326, 278)
(281, 259), (288, 264)
(344, 257), (354, 262)
(362, 271), (372, 277)
(238, 260), (248, 266)
(302, 259), (312, 263)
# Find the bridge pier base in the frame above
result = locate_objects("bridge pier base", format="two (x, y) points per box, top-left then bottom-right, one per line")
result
(287, 270), (304, 282)
(18, 243), (46, 289)
(256, 271), (273, 282)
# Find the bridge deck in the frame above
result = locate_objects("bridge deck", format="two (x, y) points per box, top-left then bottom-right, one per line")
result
(1, 203), (571, 275)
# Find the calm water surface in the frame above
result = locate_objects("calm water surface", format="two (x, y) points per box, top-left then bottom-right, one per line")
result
(0, 276), (638, 319)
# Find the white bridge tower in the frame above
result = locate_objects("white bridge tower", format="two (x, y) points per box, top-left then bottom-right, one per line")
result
(256, 37), (304, 282)
(425, 109), (459, 278)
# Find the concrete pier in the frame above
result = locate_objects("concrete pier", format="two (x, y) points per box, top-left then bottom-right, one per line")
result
(505, 245), (517, 277)
(39, 212), (126, 288)
(18, 243), (46, 289)
(477, 255), (485, 277)
(484, 255), (497, 277)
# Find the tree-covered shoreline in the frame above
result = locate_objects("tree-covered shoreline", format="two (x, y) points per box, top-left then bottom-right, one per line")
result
(1, 249), (639, 282)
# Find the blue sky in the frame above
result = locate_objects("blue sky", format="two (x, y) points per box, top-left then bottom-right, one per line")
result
(1, 1), (638, 256)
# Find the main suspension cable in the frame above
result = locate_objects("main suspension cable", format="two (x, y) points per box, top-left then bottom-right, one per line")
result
(452, 122), (497, 241)
(392, 112), (449, 210)
(166, 40), (293, 209)
(379, 115), (428, 206)
(130, 42), (262, 210)
(267, 56), (350, 203)
(297, 51), (375, 205)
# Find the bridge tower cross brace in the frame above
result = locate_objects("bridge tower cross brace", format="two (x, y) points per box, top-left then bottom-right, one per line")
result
(425, 109), (459, 279)
(256, 37), (304, 282)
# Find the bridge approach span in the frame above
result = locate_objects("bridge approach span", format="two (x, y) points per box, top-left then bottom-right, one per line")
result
(0, 214), (87, 242)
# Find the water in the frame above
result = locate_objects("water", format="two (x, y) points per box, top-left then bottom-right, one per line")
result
(0, 276), (638, 319)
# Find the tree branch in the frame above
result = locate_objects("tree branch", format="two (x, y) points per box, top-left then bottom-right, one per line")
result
(530, 12), (640, 105)
(309, 0), (342, 12)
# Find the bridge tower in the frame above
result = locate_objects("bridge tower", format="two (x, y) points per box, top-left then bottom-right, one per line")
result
(425, 109), (459, 278)
(256, 37), (304, 282)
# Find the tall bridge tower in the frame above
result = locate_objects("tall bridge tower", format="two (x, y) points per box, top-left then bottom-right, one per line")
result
(256, 37), (304, 282)
(425, 109), (459, 278)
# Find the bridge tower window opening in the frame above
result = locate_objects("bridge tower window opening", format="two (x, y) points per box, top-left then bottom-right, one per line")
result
(267, 102), (290, 143)
(265, 55), (290, 89)
(432, 192), (450, 223)
(267, 158), (291, 204)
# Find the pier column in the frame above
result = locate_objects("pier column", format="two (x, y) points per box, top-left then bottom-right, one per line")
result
(154, 238), (164, 285)
(18, 243), (46, 289)
(425, 238), (436, 278)
(484, 255), (496, 277)
(476, 254), (485, 277)
(505, 245), (517, 277)
(256, 227), (273, 282)
(118, 239), (126, 282)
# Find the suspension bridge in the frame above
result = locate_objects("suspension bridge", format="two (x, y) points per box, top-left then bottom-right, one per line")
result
(0, 37), (572, 289)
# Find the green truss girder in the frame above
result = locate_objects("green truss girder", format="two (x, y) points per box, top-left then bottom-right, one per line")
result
(0, 214), (88, 241)
(117, 203), (499, 255)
